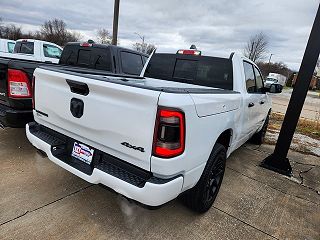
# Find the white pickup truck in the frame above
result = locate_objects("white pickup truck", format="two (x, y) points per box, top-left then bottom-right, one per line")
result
(26, 50), (282, 213)
(0, 39), (62, 63)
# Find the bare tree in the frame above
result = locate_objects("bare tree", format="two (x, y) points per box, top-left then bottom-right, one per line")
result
(0, 17), (3, 38)
(0, 17), (33, 40)
(68, 31), (82, 43)
(1, 24), (23, 40)
(0, 18), (22, 39)
(257, 61), (292, 78)
(244, 32), (269, 62)
(0, 17), (81, 44)
(132, 42), (156, 55)
(96, 28), (112, 44)
(40, 19), (80, 46)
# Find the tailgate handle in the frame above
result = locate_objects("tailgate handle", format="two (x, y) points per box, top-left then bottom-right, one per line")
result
(66, 80), (89, 96)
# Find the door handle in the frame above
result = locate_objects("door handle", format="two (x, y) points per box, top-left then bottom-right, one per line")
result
(260, 100), (265, 105)
(248, 102), (255, 108)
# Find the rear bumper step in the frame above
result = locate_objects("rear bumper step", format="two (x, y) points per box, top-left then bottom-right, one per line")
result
(26, 122), (183, 206)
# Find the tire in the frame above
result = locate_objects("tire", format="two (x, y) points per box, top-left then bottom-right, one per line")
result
(250, 113), (270, 145)
(181, 143), (227, 213)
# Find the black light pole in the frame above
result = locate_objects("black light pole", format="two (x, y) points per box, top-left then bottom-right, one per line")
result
(261, 3), (320, 176)
(112, 0), (120, 45)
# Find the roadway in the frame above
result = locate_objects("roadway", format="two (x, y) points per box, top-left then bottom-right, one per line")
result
(270, 89), (320, 120)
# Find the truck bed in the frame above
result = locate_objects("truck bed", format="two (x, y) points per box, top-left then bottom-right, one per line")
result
(38, 65), (240, 94)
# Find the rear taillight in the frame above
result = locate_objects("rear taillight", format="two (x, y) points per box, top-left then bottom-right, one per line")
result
(153, 108), (185, 158)
(7, 69), (32, 98)
(32, 76), (35, 109)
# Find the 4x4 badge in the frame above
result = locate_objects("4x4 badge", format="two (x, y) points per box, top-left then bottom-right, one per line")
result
(121, 142), (145, 153)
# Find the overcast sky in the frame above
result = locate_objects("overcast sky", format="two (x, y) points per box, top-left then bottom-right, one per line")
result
(1, 0), (319, 70)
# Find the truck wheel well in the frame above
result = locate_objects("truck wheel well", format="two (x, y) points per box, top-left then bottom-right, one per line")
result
(216, 129), (232, 151)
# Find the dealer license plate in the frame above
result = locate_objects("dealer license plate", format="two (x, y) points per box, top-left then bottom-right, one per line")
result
(71, 142), (94, 165)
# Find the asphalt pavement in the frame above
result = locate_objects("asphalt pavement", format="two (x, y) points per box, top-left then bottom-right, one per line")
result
(0, 128), (319, 240)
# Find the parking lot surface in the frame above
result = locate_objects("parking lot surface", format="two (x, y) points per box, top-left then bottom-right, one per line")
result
(270, 89), (320, 120)
(0, 128), (319, 240)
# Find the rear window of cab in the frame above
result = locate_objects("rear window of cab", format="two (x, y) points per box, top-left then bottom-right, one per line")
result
(14, 41), (34, 54)
(59, 45), (112, 71)
(145, 53), (233, 90)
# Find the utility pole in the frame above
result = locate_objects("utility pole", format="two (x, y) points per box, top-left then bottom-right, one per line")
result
(268, 54), (274, 74)
(261, 3), (320, 176)
(268, 54), (274, 64)
(112, 0), (120, 45)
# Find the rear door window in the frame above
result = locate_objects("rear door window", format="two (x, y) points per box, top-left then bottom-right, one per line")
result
(43, 44), (62, 59)
(121, 51), (144, 75)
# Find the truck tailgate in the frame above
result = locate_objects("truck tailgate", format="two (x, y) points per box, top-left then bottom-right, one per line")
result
(33, 68), (161, 171)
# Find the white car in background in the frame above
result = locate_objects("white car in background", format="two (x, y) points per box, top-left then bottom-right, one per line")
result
(0, 39), (16, 53)
(0, 39), (62, 63)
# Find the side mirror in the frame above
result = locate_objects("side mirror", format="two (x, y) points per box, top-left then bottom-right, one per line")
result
(269, 84), (283, 93)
